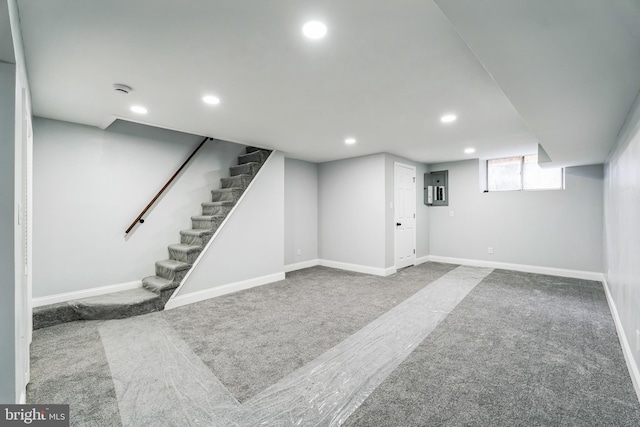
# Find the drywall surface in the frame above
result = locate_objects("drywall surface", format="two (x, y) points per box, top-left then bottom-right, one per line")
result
(0, 61), (17, 403)
(604, 93), (640, 382)
(32, 118), (245, 298)
(284, 158), (318, 266)
(175, 152), (285, 295)
(318, 154), (386, 270)
(428, 159), (603, 273)
(384, 154), (429, 268)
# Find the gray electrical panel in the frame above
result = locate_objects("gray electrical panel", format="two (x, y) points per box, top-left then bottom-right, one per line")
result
(424, 170), (448, 206)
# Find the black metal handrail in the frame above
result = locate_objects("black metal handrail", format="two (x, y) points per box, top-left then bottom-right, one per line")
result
(125, 136), (211, 234)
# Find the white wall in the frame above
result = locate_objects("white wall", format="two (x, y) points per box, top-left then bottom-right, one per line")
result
(0, 60), (17, 403)
(33, 118), (245, 298)
(604, 93), (640, 390)
(384, 154), (430, 267)
(428, 159), (603, 274)
(318, 154), (387, 273)
(168, 152), (284, 305)
(284, 158), (318, 267)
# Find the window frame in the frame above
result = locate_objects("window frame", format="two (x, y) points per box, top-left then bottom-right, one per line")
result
(486, 154), (564, 192)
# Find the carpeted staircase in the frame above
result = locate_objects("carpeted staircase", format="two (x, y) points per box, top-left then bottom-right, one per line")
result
(33, 146), (271, 329)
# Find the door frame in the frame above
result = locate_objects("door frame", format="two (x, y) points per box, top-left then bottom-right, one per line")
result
(394, 162), (416, 269)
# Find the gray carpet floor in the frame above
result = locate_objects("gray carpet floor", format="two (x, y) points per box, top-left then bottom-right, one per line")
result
(163, 262), (457, 402)
(344, 269), (640, 426)
(26, 263), (640, 426)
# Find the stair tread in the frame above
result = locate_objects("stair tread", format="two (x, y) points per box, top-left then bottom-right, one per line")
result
(191, 214), (225, 220)
(69, 287), (159, 307)
(180, 228), (213, 235)
(222, 173), (252, 179)
(238, 150), (270, 163)
(202, 201), (234, 206)
(142, 276), (178, 293)
(142, 275), (172, 285)
(212, 187), (243, 192)
(68, 288), (162, 320)
(168, 243), (203, 251)
(156, 259), (191, 271)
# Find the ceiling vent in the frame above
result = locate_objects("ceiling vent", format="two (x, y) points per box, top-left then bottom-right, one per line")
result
(113, 84), (132, 94)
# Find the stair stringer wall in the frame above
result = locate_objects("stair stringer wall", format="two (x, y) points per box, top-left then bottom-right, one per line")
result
(32, 118), (248, 300)
(165, 151), (285, 309)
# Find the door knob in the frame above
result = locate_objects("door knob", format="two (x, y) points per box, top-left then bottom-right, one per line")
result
(396, 222), (401, 226)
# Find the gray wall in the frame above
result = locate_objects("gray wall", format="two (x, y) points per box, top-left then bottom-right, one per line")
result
(604, 93), (640, 379)
(384, 154), (430, 268)
(0, 61), (17, 403)
(175, 151), (285, 296)
(284, 158), (318, 266)
(318, 154), (386, 270)
(33, 118), (245, 298)
(428, 159), (603, 272)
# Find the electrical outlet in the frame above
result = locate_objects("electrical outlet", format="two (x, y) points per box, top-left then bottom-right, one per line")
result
(488, 247), (493, 254)
(636, 330), (640, 353)
(297, 249), (301, 256)
(449, 211), (454, 218)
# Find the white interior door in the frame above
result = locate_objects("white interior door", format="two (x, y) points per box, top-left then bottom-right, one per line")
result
(394, 162), (416, 269)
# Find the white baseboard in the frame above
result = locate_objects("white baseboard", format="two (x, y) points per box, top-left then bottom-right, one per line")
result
(284, 259), (320, 273)
(383, 266), (397, 276)
(32, 280), (142, 307)
(165, 272), (285, 310)
(602, 276), (640, 403)
(319, 259), (396, 277)
(426, 255), (603, 281)
(415, 256), (430, 266)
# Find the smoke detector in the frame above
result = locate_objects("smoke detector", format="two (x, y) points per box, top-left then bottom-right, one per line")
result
(113, 84), (132, 94)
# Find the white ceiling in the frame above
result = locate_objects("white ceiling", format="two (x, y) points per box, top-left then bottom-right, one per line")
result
(15, 0), (640, 165)
(436, 0), (640, 168)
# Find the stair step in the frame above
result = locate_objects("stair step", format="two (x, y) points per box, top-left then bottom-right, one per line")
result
(155, 259), (191, 281)
(168, 243), (203, 263)
(245, 146), (264, 154)
(238, 150), (270, 165)
(180, 228), (214, 246)
(33, 302), (82, 330)
(191, 214), (225, 230)
(142, 276), (180, 305)
(211, 187), (243, 203)
(201, 201), (234, 216)
(142, 276), (176, 293)
(68, 288), (162, 320)
(230, 162), (260, 177)
(220, 174), (252, 190)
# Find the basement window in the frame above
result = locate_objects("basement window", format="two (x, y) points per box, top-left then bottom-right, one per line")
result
(487, 154), (563, 191)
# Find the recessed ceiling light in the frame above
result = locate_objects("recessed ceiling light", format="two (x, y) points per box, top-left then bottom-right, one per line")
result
(303, 21), (327, 39)
(203, 95), (220, 105)
(464, 148), (476, 154)
(440, 114), (457, 123)
(130, 105), (147, 114)
(345, 137), (356, 145)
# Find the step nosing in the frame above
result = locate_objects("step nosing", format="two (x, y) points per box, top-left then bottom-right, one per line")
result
(181, 228), (213, 233)
(168, 243), (203, 250)
(202, 201), (234, 205)
(69, 288), (159, 306)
